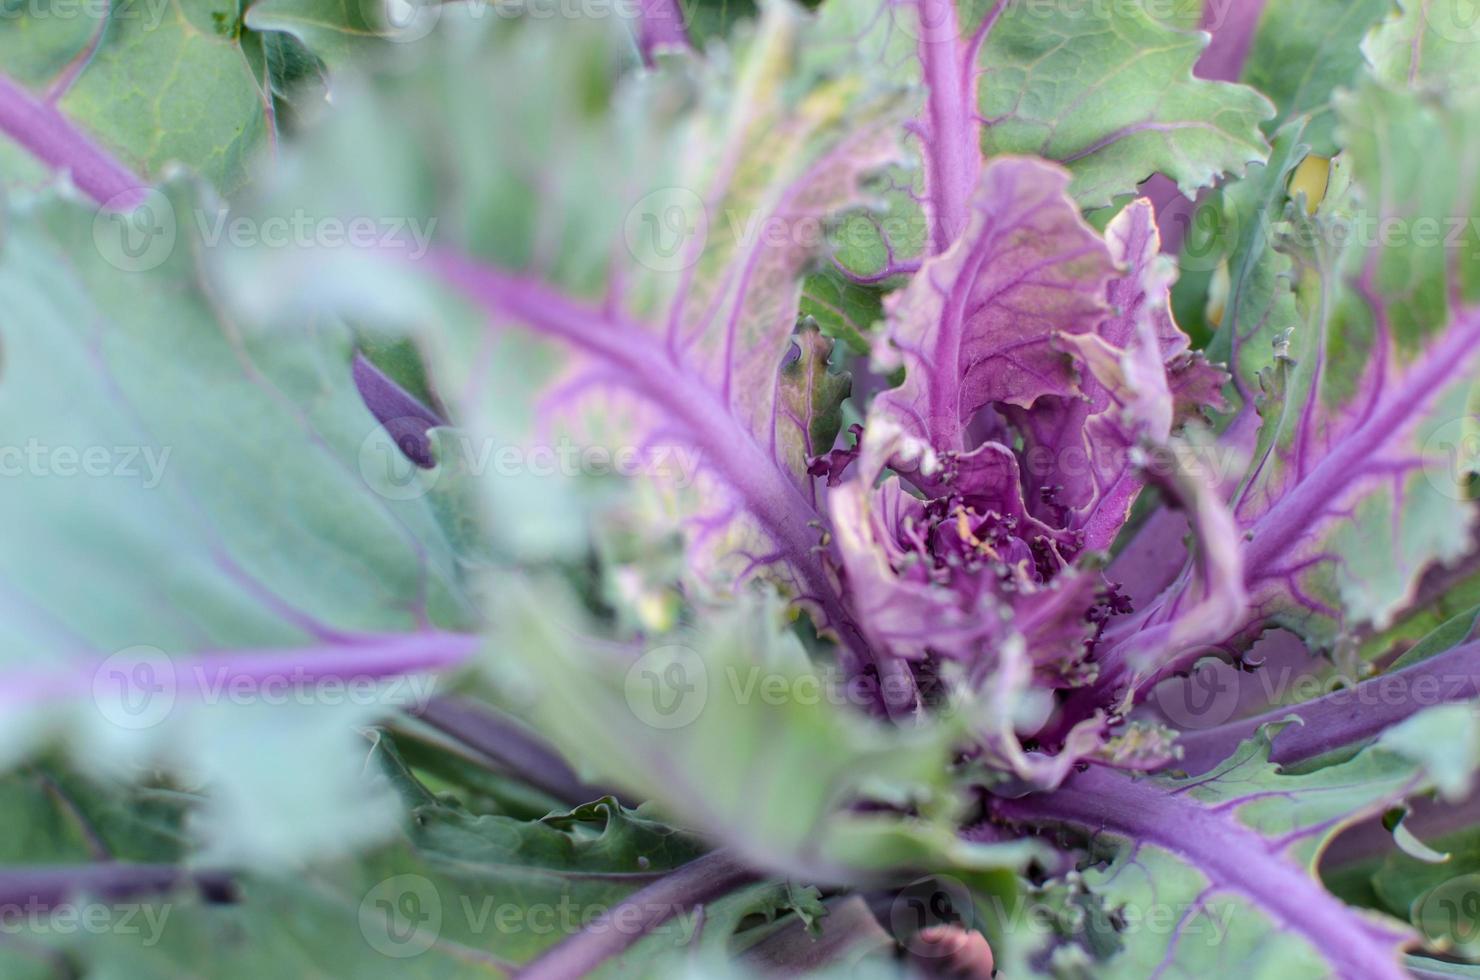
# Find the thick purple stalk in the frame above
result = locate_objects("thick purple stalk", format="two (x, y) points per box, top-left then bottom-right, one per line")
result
(168, 631), (476, 685)
(1091, 307), (1480, 707)
(1240, 309), (1480, 574)
(0, 863), (233, 910)
(426, 255), (828, 598)
(426, 250), (915, 714)
(916, 0), (980, 252)
(994, 766), (1409, 980)
(413, 696), (624, 806)
(1171, 638), (1480, 776)
(634, 0), (690, 66)
(352, 352), (445, 469)
(5, 631), (478, 709)
(514, 851), (755, 979)
(0, 72), (146, 208)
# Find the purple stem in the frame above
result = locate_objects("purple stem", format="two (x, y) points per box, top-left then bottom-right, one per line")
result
(1093, 307), (1480, 707)
(0, 72), (147, 208)
(172, 631), (476, 684)
(0, 863), (234, 911)
(352, 353), (445, 469)
(5, 631), (479, 710)
(634, 0), (690, 66)
(513, 851), (756, 979)
(1170, 638), (1480, 777)
(915, 0), (980, 252)
(993, 766), (1410, 980)
(1240, 309), (1480, 579)
(426, 250), (914, 715)
(412, 696), (626, 807)
(45, 0), (110, 102)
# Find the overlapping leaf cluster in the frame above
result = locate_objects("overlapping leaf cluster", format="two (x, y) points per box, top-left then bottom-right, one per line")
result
(6, 0), (1480, 977)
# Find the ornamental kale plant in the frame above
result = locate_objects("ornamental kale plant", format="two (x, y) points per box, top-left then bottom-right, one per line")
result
(6, 0), (1480, 976)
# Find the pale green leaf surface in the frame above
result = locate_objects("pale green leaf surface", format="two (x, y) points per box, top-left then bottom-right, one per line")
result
(1008, 713), (1480, 978)
(485, 582), (1040, 884)
(0, 181), (476, 865)
(1364, 0), (1480, 93)
(1228, 83), (1480, 647)
(1242, 0), (1391, 153)
(978, 1), (1274, 207)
